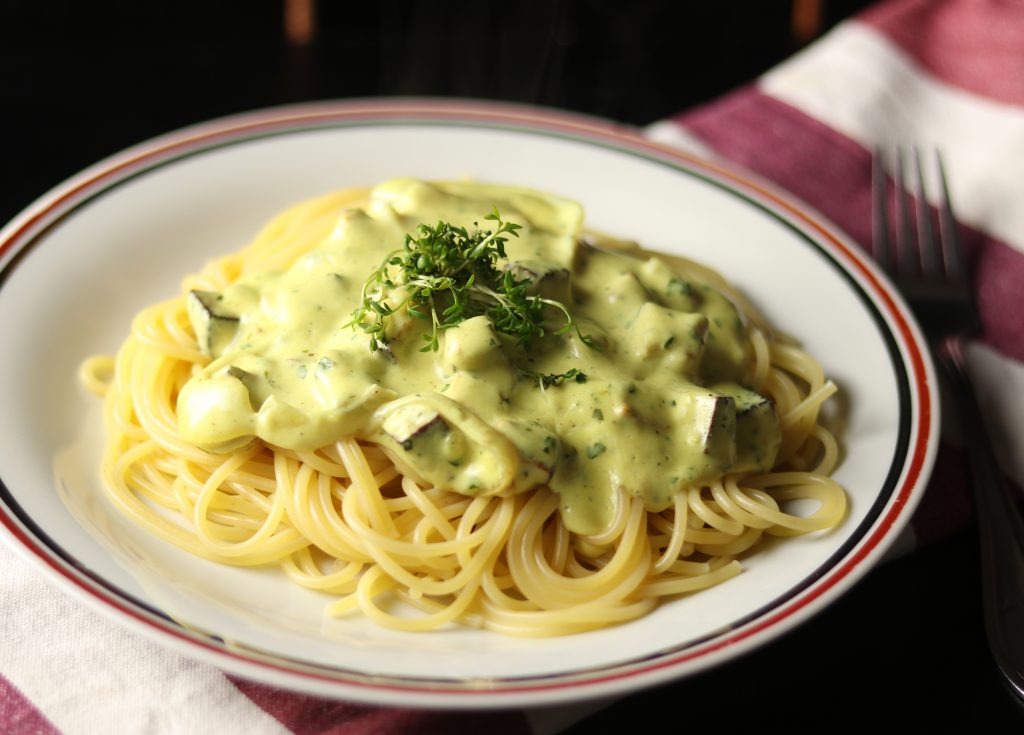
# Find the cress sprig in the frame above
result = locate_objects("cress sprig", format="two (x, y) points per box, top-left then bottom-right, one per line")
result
(345, 209), (598, 354)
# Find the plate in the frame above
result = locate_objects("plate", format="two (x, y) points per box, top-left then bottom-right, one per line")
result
(0, 99), (937, 708)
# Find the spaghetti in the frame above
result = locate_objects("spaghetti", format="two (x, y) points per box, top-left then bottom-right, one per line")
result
(82, 181), (846, 636)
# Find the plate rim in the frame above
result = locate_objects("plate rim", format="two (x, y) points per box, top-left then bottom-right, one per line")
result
(0, 97), (939, 708)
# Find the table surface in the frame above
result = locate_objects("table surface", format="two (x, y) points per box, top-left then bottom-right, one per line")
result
(3, 1), (1022, 729)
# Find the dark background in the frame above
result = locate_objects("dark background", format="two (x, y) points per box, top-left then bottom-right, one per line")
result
(5, 0), (867, 226)
(3, 0), (1023, 729)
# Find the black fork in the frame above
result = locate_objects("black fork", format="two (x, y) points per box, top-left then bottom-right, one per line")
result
(873, 147), (1024, 704)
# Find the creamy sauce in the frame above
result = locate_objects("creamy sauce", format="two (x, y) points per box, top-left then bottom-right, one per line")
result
(177, 179), (781, 535)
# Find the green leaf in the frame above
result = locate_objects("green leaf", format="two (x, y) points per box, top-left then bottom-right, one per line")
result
(343, 208), (595, 357)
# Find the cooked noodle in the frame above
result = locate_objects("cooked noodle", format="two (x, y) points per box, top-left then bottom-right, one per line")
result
(82, 187), (846, 636)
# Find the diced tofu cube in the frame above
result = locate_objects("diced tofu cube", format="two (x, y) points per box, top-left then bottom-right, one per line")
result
(712, 382), (781, 473)
(669, 384), (737, 476)
(380, 403), (446, 448)
(626, 302), (709, 380)
(602, 271), (652, 310)
(187, 290), (240, 358)
(636, 257), (701, 312)
(441, 316), (504, 371)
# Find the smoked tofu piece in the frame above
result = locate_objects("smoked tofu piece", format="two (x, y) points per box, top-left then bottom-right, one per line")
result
(187, 290), (240, 358)
(380, 403), (447, 449)
(377, 400), (508, 497)
(665, 384), (737, 481)
(713, 382), (781, 473)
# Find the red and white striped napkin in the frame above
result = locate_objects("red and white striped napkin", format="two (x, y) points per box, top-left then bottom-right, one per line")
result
(2, 0), (1022, 732)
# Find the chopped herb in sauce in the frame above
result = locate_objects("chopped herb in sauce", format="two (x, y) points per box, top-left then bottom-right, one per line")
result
(667, 278), (693, 297)
(531, 367), (588, 388)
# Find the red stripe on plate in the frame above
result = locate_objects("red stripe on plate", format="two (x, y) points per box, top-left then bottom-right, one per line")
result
(675, 88), (1024, 364)
(860, 0), (1024, 107)
(0, 99), (936, 701)
(0, 674), (61, 735)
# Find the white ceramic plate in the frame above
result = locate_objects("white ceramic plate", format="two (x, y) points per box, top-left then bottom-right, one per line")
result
(0, 99), (938, 708)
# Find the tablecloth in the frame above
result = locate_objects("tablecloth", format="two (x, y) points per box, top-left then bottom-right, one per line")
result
(3, 0), (1022, 732)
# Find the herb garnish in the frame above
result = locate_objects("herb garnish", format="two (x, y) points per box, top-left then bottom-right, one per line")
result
(345, 209), (597, 353)
(529, 367), (588, 389)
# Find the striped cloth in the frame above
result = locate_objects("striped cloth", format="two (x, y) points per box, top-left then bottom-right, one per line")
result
(2, 0), (1022, 732)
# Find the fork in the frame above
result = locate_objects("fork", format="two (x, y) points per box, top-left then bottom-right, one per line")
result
(872, 147), (1024, 703)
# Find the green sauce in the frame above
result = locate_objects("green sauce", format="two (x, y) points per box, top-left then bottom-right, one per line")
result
(178, 178), (781, 535)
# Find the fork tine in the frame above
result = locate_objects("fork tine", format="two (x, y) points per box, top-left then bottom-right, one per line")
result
(871, 148), (893, 273)
(893, 147), (918, 277)
(912, 147), (940, 277)
(935, 151), (965, 281)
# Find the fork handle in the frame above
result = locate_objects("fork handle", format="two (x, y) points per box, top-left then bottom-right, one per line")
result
(939, 336), (1024, 701)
